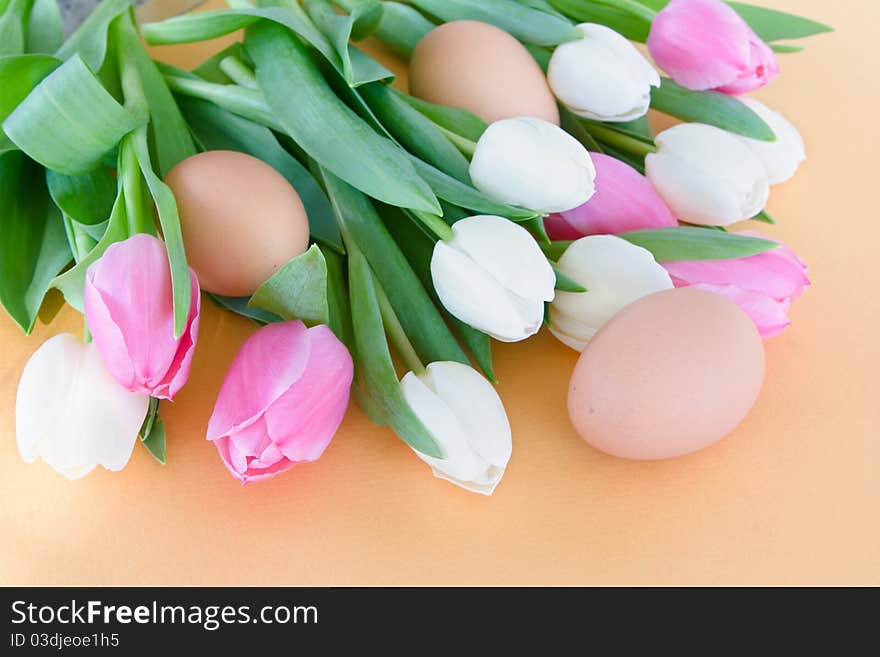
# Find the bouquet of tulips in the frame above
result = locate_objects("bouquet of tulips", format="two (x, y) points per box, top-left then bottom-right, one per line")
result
(3, 0), (828, 493)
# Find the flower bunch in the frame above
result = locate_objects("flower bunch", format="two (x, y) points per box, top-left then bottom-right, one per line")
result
(3, 0), (829, 492)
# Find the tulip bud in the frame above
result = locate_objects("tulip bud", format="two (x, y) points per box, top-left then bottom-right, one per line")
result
(548, 23), (660, 123)
(735, 98), (806, 185)
(647, 0), (779, 95)
(545, 153), (678, 240)
(207, 321), (354, 484)
(84, 234), (200, 401)
(469, 117), (596, 213)
(645, 123), (770, 226)
(663, 231), (809, 338)
(431, 215), (556, 342)
(401, 361), (512, 496)
(16, 334), (150, 479)
(550, 236), (673, 351)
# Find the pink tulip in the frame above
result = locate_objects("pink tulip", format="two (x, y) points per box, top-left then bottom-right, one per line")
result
(207, 321), (354, 484)
(84, 234), (200, 400)
(663, 231), (809, 338)
(545, 153), (677, 240)
(647, 0), (779, 94)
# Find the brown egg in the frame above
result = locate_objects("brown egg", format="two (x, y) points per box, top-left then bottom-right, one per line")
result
(165, 150), (310, 297)
(409, 20), (560, 125)
(568, 288), (765, 460)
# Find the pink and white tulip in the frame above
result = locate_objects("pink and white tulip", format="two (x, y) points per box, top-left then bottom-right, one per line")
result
(663, 232), (809, 338)
(16, 334), (150, 479)
(545, 153), (678, 240)
(207, 321), (354, 484)
(647, 0), (779, 95)
(84, 234), (200, 401)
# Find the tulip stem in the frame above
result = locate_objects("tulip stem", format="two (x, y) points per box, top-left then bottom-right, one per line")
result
(373, 274), (426, 376)
(585, 123), (657, 158)
(219, 56), (258, 89)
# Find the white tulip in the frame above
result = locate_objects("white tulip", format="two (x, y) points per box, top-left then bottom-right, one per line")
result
(736, 97), (806, 185)
(550, 236), (673, 351)
(401, 361), (512, 495)
(16, 333), (150, 480)
(548, 23), (660, 123)
(646, 123), (770, 226)
(431, 215), (556, 342)
(469, 116), (596, 213)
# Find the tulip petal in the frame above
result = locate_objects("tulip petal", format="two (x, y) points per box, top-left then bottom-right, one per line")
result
(206, 321), (311, 441)
(449, 216), (556, 303)
(551, 236), (673, 351)
(263, 325), (354, 463)
(470, 117), (596, 213)
(432, 240), (544, 342)
(550, 23), (659, 122)
(401, 369), (502, 495)
(688, 283), (792, 338)
(648, 0), (752, 91)
(86, 235), (180, 392)
(16, 334), (148, 479)
(548, 153), (677, 238)
(16, 333), (82, 465)
(737, 97), (806, 185)
(422, 362), (512, 472)
(647, 123), (769, 225)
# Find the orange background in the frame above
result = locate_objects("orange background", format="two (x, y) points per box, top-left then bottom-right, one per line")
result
(1, 0), (877, 586)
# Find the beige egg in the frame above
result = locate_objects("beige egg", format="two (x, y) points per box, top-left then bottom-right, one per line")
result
(409, 20), (560, 125)
(165, 150), (310, 297)
(568, 288), (765, 460)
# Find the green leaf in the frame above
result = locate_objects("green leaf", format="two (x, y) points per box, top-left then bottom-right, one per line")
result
(52, 180), (128, 311)
(192, 41), (249, 84)
(209, 293), (283, 325)
(249, 244), (330, 325)
(347, 245), (443, 458)
(360, 81), (471, 184)
(0, 53), (60, 152)
(727, 2), (832, 42)
(770, 43), (804, 54)
(130, 128), (192, 338)
(178, 96), (343, 253)
(114, 13), (196, 177)
(3, 55), (144, 174)
(0, 0), (32, 57)
(754, 210), (776, 225)
(46, 167), (116, 225)
(651, 77), (775, 141)
(25, 0), (62, 54)
(324, 247), (355, 352)
(409, 0), (581, 46)
(54, 0), (130, 70)
(410, 157), (540, 221)
(371, 0), (435, 57)
(303, 0), (393, 86)
(142, 4), (384, 87)
(392, 89), (487, 143)
(246, 21), (439, 214)
(141, 419), (166, 464)
(618, 227), (779, 262)
(547, 0), (649, 41)
(321, 168), (469, 367)
(0, 150), (71, 333)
